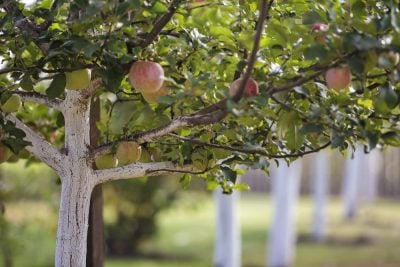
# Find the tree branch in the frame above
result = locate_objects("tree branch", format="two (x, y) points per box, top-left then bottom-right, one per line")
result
(232, 0), (273, 102)
(169, 133), (331, 159)
(93, 162), (200, 185)
(139, 0), (182, 48)
(16, 91), (63, 110)
(4, 114), (65, 174)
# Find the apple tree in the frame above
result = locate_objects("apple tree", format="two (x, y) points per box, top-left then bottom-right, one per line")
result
(1, 0), (400, 266)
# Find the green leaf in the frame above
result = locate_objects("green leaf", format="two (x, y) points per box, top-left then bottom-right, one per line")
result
(179, 174), (192, 189)
(304, 45), (328, 60)
(382, 132), (400, 146)
(221, 165), (237, 183)
(46, 73), (66, 99)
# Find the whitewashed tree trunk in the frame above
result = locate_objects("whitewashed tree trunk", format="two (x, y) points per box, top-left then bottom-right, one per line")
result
(213, 185), (241, 267)
(311, 151), (329, 242)
(359, 149), (381, 204)
(55, 90), (95, 267)
(342, 146), (363, 220)
(267, 159), (302, 267)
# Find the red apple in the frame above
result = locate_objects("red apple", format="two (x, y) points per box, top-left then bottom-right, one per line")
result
(128, 61), (164, 93)
(311, 23), (329, 32)
(311, 23), (329, 44)
(325, 67), (352, 91)
(229, 78), (259, 97)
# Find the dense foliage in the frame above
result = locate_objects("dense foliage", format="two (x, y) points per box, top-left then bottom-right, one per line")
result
(1, 0), (400, 192)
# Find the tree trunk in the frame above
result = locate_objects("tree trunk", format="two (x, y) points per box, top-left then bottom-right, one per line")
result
(213, 186), (241, 267)
(56, 177), (94, 267)
(312, 151), (329, 242)
(267, 159), (302, 267)
(87, 185), (104, 267)
(342, 146), (362, 220)
(87, 96), (104, 267)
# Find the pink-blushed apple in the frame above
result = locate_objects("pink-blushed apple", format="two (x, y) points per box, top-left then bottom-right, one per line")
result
(129, 61), (164, 93)
(311, 23), (329, 44)
(0, 145), (12, 163)
(141, 87), (170, 104)
(325, 67), (352, 91)
(229, 78), (259, 97)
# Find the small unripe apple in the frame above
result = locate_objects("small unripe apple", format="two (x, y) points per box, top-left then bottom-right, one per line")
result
(1, 94), (22, 113)
(129, 61), (164, 93)
(0, 145), (12, 163)
(229, 78), (259, 97)
(141, 87), (170, 104)
(65, 69), (91, 90)
(387, 51), (400, 65)
(116, 141), (142, 166)
(95, 154), (118, 169)
(325, 67), (352, 91)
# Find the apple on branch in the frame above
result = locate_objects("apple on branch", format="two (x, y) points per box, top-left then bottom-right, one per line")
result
(229, 78), (259, 97)
(325, 67), (352, 91)
(1, 94), (22, 113)
(0, 144), (12, 163)
(116, 141), (142, 166)
(129, 61), (165, 93)
(311, 22), (329, 44)
(95, 154), (118, 169)
(141, 87), (170, 104)
(65, 69), (91, 90)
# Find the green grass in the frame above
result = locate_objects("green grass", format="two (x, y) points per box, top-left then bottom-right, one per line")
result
(106, 193), (400, 267)
(3, 193), (400, 267)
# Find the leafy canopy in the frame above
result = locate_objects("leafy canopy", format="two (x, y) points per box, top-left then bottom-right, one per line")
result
(1, 0), (400, 192)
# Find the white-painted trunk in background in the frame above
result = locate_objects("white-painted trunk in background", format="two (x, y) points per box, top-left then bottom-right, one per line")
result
(361, 149), (381, 204)
(342, 146), (363, 220)
(214, 186), (241, 267)
(267, 159), (302, 267)
(312, 151), (329, 242)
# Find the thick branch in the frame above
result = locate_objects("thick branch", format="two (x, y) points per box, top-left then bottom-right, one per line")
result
(139, 0), (181, 48)
(16, 91), (63, 110)
(5, 114), (65, 174)
(94, 162), (200, 185)
(93, 110), (226, 156)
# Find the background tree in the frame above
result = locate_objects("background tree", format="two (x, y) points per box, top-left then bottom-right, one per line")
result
(1, 0), (400, 266)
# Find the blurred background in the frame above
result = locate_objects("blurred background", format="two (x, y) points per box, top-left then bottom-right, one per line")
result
(1, 148), (400, 267)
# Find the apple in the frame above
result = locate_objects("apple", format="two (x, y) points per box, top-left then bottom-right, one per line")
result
(129, 61), (164, 93)
(65, 69), (91, 90)
(7, 153), (19, 163)
(229, 78), (259, 97)
(116, 141), (142, 166)
(0, 145), (12, 163)
(325, 67), (352, 91)
(311, 23), (329, 32)
(141, 87), (170, 104)
(387, 51), (400, 65)
(1, 94), (22, 113)
(95, 154), (118, 169)
(311, 23), (329, 44)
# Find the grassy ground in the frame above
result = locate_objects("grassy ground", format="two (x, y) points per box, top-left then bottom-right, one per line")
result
(106, 193), (400, 267)
(3, 192), (400, 267)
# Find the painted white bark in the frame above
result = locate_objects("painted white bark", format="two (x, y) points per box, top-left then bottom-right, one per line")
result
(55, 89), (95, 267)
(267, 159), (302, 267)
(213, 186), (241, 267)
(311, 151), (329, 242)
(342, 146), (363, 220)
(361, 149), (381, 204)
